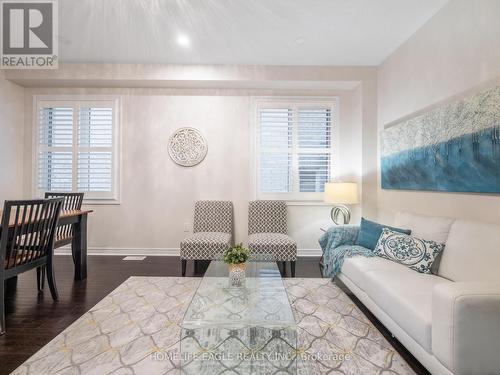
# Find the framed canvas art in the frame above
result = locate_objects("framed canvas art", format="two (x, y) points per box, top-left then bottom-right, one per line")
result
(381, 86), (500, 193)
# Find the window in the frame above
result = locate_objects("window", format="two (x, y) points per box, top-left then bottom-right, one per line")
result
(35, 97), (120, 203)
(255, 98), (337, 200)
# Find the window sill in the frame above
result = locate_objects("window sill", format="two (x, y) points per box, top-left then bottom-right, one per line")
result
(286, 201), (331, 206)
(83, 199), (121, 206)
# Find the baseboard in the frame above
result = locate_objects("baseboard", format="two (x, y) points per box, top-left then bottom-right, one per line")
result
(54, 247), (180, 256)
(55, 247), (322, 257)
(298, 249), (322, 257)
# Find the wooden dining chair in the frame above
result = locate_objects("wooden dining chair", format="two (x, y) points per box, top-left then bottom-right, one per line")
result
(44, 192), (84, 249)
(38, 193), (84, 289)
(0, 198), (64, 335)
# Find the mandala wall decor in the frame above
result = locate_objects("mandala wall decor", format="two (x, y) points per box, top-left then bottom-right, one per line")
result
(168, 127), (208, 167)
(381, 86), (500, 193)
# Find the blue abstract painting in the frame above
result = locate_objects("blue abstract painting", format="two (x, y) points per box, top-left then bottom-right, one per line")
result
(381, 87), (500, 193)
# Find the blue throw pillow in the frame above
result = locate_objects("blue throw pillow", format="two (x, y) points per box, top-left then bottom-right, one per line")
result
(356, 217), (411, 250)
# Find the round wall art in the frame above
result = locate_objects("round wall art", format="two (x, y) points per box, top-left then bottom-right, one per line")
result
(168, 127), (208, 167)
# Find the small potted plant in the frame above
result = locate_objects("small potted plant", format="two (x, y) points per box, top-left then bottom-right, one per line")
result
(223, 243), (250, 287)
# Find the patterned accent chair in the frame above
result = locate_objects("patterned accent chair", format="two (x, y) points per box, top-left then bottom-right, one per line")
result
(248, 200), (297, 277)
(180, 201), (234, 276)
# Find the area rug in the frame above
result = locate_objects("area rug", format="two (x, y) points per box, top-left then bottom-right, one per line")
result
(12, 277), (416, 374)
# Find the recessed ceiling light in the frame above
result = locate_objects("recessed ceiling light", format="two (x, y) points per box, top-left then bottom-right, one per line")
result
(177, 34), (190, 47)
(295, 37), (305, 45)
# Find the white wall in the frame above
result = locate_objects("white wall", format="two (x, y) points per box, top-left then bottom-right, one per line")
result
(377, 0), (500, 224)
(23, 85), (365, 255)
(0, 71), (24, 204)
(6, 0), (499, 254)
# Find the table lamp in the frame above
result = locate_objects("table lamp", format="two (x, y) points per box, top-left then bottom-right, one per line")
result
(324, 182), (358, 225)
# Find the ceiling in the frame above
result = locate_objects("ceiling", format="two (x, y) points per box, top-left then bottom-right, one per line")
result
(59, 0), (449, 66)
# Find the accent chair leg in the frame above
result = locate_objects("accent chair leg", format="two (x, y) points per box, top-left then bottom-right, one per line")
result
(281, 261), (287, 277)
(291, 261), (296, 278)
(181, 260), (187, 277)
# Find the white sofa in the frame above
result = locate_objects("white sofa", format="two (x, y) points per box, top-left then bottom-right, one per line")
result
(337, 212), (500, 375)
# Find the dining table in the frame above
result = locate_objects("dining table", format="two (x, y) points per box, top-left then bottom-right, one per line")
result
(0, 209), (93, 281)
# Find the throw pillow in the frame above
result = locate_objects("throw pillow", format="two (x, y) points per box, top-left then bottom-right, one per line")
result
(356, 217), (411, 250)
(374, 228), (445, 274)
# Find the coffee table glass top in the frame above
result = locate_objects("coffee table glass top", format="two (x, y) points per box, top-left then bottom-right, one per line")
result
(180, 259), (298, 374)
(182, 259), (296, 329)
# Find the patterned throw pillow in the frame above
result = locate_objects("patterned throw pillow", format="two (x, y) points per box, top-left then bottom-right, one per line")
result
(374, 228), (445, 274)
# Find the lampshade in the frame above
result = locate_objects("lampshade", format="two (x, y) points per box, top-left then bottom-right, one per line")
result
(324, 182), (359, 204)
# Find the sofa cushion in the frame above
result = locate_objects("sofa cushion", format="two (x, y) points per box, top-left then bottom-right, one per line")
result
(394, 211), (454, 244)
(374, 229), (445, 274)
(363, 268), (451, 352)
(356, 217), (411, 250)
(438, 220), (500, 282)
(341, 255), (410, 291)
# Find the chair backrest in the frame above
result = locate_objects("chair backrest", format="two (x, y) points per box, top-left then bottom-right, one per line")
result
(193, 201), (233, 234)
(248, 200), (288, 235)
(1, 198), (63, 273)
(45, 192), (84, 243)
(44, 192), (84, 211)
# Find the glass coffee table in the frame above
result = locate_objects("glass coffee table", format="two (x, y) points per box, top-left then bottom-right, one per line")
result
(180, 258), (297, 374)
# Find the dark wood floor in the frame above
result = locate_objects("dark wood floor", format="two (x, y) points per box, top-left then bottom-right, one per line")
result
(1, 255), (428, 375)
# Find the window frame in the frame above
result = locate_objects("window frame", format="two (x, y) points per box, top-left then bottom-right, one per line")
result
(252, 96), (339, 202)
(33, 95), (121, 205)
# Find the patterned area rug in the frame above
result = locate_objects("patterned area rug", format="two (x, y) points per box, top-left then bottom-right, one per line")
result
(12, 277), (415, 375)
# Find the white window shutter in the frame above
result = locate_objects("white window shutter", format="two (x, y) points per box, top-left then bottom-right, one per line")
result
(256, 100), (335, 199)
(297, 108), (332, 193)
(77, 107), (113, 192)
(297, 108), (332, 149)
(36, 99), (119, 203)
(37, 107), (74, 191)
(78, 107), (113, 147)
(77, 152), (113, 192)
(298, 153), (331, 192)
(37, 151), (73, 191)
(259, 108), (293, 193)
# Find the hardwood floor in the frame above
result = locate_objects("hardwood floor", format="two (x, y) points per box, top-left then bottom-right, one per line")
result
(0, 255), (428, 375)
